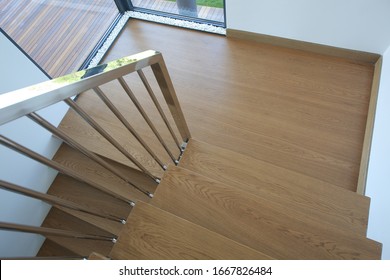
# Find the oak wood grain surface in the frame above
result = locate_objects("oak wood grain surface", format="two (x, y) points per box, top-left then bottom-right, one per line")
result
(48, 175), (130, 236)
(37, 239), (78, 258)
(96, 19), (374, 192)
(53, 144), (157, 203)
(41, 208), (114, 257)
(152, 165), (381, 259)
(40, 19), (377, 259)
(109, 201), (273, 260)
(179, 139), (370, 236)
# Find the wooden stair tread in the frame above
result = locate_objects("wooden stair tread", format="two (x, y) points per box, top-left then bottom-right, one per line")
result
(48, 174), (131, 235)
(179, 138), (370, 236)
(151, 165), (382, 259)
(41, 208), (115, 257)
(37, 239), (79, 258)
(88, 252), (109, 260)
(109, 201), (273, 260)
(53, 144), (156, 203)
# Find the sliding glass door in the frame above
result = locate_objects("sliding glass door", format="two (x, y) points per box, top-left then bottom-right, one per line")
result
(0, 0), (121, 77)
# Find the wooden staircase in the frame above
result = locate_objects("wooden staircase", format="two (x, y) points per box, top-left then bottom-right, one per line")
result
(37, 137), (382, 259)
(1, 49), (381, 260)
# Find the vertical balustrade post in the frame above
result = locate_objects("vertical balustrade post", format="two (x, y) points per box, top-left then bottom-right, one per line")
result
(93, 87), (170, 168)
(150, 56), (191, 142)
(65, 98), (159, 190)
(117, 77), (178, 162)
(137, 69), (182, 150)
(27, 112), (150, 198)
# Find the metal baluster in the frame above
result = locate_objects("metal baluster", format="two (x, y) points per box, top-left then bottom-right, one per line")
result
(117, 77), (178, 163)
(0, 180), (126, 224)
(65, 98), (159, 188)
(27, 112), (152, 198)
(137, 69), (182, 151)
(0, 134), (137, 203)
(0, 222), (117, 242)
(93, 86), (169, 168)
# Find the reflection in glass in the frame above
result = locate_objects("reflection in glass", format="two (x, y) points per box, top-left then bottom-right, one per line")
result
(131, 0), (225, 25)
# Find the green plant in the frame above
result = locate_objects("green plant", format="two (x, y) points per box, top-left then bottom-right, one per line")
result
(167, 0), (224, 9)
(196, 0), (223, 8)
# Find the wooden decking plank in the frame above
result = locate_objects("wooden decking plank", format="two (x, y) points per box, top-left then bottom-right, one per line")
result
(0, 0), (119, 77)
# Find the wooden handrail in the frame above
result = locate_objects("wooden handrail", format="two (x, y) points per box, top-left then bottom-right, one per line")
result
(0, 180), (126, 223)
(0, 222), (116, 242)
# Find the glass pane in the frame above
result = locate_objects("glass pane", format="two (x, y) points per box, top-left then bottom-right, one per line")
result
(131, 0), (225, 24)
(0, 0), (119, 77)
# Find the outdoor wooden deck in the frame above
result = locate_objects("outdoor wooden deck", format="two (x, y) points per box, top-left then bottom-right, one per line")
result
(132, 0), (224, 23)
(0, 0), (224, 78)
(0, 0), (119, 77)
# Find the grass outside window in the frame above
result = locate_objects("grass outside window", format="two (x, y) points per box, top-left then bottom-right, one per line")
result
(168, 0), (224, 8)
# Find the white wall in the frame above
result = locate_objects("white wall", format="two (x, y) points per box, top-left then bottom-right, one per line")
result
(225, 0), (390, 259)
(366, 47), (390, 260)
(226, 0), (390, 54)
(0, 30), (68, 257)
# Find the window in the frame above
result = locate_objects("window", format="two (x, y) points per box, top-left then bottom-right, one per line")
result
(124, 0), (226, 27)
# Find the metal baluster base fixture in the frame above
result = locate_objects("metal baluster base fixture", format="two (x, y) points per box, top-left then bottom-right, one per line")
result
(176, 140), (190, 164)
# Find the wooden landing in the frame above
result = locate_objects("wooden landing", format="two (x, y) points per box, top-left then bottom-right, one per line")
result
(101, 19), (374, 193)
